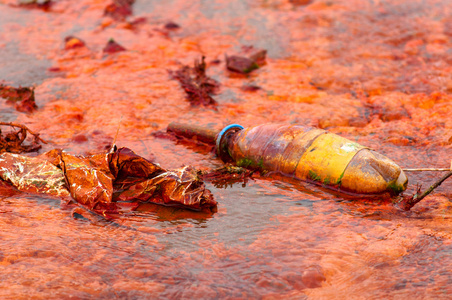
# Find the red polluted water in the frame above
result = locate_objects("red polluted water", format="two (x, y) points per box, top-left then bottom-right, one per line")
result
(0, 0), (452, 298)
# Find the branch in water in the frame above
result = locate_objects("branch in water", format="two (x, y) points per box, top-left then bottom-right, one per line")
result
(398, 170), (452, 211)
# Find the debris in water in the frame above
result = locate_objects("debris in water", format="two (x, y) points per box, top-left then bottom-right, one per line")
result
(397, 163), (452, 210)
(125, 17), (148, 30)
(0, 146), (217, 217)
(169, 56), (220, 107)
(16, 0), (52, 10)
(0, 152), (69, 197)
(167, 122), (408, 196)
(103, 38), (126, 54)
(226, 45), (267, 74)
(226, 56), (259, 74)
(0, 84), (38, 113)
(104, 0), (135, 21)
(240, 84), (261, 92)
(64, 36), (86, 50)
(0, 122), (46, 153)
(164, 21), (180, 30)
(203, 165), (254, 189)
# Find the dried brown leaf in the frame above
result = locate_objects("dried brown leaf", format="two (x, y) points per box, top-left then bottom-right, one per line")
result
(170, 56), (219, 107)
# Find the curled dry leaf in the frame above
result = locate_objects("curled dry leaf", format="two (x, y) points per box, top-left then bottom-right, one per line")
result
(0, 152), (69, 197)
(116, 166), (215, 211)
(0, 147), (217, 217)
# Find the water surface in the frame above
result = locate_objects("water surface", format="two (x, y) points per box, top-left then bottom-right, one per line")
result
(0, 0), (451, 298)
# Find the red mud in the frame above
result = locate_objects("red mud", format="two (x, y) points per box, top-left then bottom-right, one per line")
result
(0, 0), (451, 298)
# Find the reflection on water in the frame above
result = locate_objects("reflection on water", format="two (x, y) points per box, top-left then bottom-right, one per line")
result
(134, 0), (290, 56)
(0, 7), (53, 86)
(0, 41), (53, 86)
(130, 180), (295, 249)
(1, 175), (451, 298)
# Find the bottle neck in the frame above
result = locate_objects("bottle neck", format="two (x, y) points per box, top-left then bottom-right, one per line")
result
(167, 122), (218, 145)
(215, 124), (244, 162)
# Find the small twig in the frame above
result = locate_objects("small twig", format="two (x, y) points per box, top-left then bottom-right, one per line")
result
(399, 171), (452, 210)
(109, 116), (122, 153)
(0, 122), (47, 144)
(414, 171), (452, 201)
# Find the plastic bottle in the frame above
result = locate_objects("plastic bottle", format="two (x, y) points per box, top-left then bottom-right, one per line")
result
(167, 123), (408, 195)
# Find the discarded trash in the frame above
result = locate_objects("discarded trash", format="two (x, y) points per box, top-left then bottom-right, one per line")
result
(168, 123), (408, 195)
(169, 56), (219, 107)
(0, 147), (217, 216)
(0, 83), (38, 113)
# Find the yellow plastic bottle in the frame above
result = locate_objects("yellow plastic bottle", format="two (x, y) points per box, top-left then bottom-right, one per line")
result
(168, 123), (408, 195)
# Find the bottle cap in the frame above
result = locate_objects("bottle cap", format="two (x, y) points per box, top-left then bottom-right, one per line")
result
(216, 124), (244, 162)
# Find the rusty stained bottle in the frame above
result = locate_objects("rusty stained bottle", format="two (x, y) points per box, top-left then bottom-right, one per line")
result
(168, 123), (408, 195)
